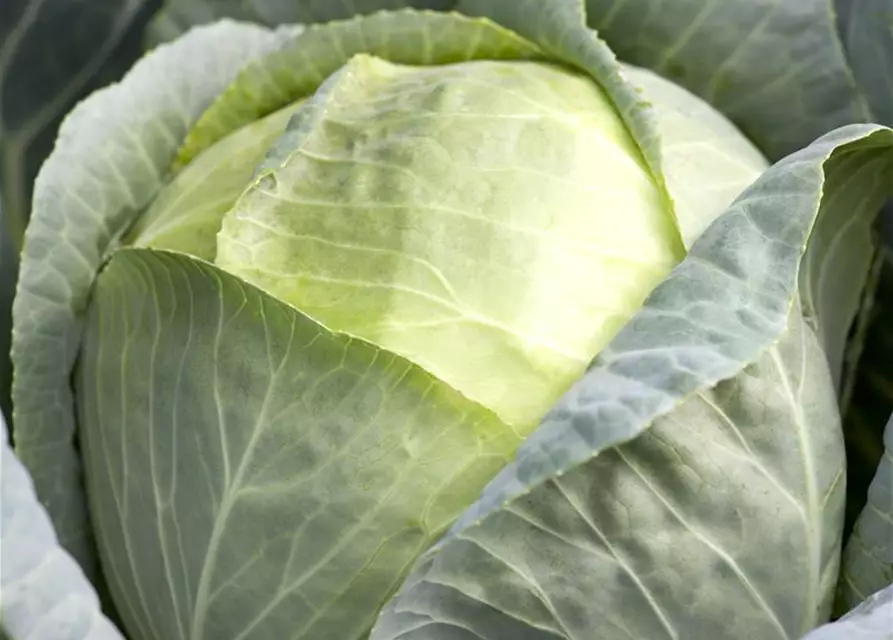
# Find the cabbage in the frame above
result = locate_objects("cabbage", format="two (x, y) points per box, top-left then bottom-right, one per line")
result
(4, 1), (893, 639)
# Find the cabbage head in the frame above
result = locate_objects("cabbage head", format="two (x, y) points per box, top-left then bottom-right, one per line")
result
(7, 1), (893, 639)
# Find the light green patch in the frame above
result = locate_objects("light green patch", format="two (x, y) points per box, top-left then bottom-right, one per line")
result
(216, 54), (682, 431)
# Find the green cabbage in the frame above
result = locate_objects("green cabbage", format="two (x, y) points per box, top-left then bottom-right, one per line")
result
(6, 1), (893, 639)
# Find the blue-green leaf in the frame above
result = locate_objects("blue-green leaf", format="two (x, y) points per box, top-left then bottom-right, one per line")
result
(583, 0), (870, 160)
(76, 249), (521, 640)
(0, 0), (161, 427)
(10, 18), (289, 578)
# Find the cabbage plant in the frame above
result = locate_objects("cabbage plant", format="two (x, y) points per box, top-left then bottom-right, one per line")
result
(4, 0), (893, 639)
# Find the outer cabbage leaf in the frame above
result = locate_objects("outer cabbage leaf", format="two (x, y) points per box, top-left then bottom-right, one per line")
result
(10, 18), (291, 578)
(0, 413), (123, 640)
(583, 0), (871, 161)
(145, 0), (458, 44)
(797, 140), (885, 389)
(0, 0), (160, 426)
(374, 301), (847, 639)
(839, 414), (893, 612)
(76, 248), (521, 640)
(802, 584), (893, 640)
